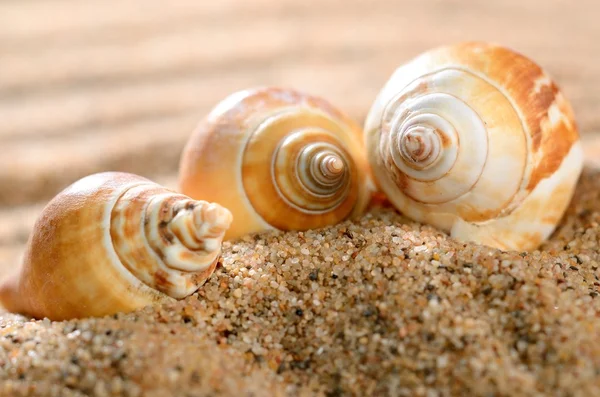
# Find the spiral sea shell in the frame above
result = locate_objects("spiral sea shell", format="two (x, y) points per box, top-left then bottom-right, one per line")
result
(0, 172), (232, 320)
(178, 87), (373, 240)
(364, 42), (583, 251)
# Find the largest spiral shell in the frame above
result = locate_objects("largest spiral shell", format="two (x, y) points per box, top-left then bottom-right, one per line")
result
(364, 42), (583, 251)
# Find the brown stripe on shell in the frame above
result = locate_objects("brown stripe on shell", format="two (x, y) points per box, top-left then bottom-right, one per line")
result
(438, 128), (452, 148)
(527, 82), (560, 152)
(406, 134), (427, 159)
(381, 142), (410, 192)
(152, 269), (173, 294)
(526, 112), (578, 191)
(155, 197), (179, 247)
(444, 42), (579, 193)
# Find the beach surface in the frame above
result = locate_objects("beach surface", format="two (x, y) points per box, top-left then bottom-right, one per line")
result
(1, 0), (599, 395)
(2, 168), (600, 396)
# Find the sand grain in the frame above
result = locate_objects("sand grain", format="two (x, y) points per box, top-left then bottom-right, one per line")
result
(2, 169), (599, 396)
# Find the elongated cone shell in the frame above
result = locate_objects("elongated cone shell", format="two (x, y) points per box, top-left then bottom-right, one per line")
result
(364, 42), (583, 251)
(178, 87), (374, 240)
(0, 172), (232, 320)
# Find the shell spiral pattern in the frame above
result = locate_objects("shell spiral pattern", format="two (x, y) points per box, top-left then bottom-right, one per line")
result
(0, 172), (232, 320)
(365, 42), (583, 251)
(179, 87), (373, 240)
(110, 180), (232, 299)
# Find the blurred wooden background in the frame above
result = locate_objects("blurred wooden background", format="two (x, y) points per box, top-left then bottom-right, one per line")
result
(0, 0), (598, 282)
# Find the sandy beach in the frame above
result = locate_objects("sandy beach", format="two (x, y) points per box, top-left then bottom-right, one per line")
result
(1, 165), (599, 396)
(1, 0), (599, 395)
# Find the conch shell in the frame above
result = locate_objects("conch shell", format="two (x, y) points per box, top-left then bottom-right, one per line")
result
(364, 42), (583, 251)
(0, 172), (232, 320)
(178, 87), (373, 240)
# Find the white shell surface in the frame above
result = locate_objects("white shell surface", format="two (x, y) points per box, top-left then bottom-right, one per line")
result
(450, 141), (583, 250)
(365, 42), (583, 251)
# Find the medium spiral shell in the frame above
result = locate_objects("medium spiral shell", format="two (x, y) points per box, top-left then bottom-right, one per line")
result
(178, 87), (373, 240)
(364, 42), (583, 251)
(0, 172), (232, 320)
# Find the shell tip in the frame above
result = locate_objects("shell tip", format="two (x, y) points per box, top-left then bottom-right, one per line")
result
(328, 155), (345, 174)
(200, 203), (233, 232)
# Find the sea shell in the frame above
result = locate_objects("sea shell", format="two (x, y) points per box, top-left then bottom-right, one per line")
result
(0, 172), (232, 320)
(364, 42), (583, 251)
(178, 87), (373, 240)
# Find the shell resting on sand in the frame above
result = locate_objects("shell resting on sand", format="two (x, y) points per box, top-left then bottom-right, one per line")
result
(364, 42), (583, 251)
(0, 172), (233, 321)
(178, 87), (374, 241)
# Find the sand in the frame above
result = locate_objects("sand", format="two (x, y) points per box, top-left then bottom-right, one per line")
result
(2, 2), (600, 394)
(0, 166), (599, 396)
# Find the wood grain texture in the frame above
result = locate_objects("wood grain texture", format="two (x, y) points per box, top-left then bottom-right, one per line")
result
(0, 0), (598, 279)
